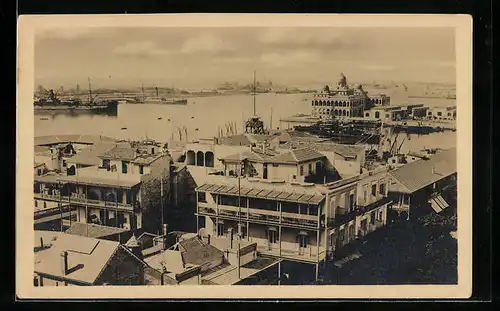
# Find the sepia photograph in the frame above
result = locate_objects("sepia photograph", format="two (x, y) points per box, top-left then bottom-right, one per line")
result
(17, 14), (472, 299)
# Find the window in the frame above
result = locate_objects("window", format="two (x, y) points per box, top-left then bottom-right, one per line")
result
(139, 165), (144, 175)
(447, 112), (451, 116)
(217, 223), (225, 237)
(308, 163), (312, 173)
(379, 184), (386, 196)
(62, 160), (67, 167)
(371, 184), (377, 196)
(348, 225), (355, 241)
(122, 161), (128, 174)
(197, 192), (207, 203)
(437, 111), (442, 116)
(34, 200), (38, 207)
(299, 166), (304, 176)
(267, 228), (279, 244)
(37, 169), (42, 176)
(102, 159), (110, 169)
(428, 111), (432, 115)
(34, 276), (39, 287)
(349, 194), (355, 212)
(392, 159), (396, 163)
(370, 212), (376, 225)
(363, 190), (367, 202)
(292, 175), (296, 180)
(298, 234), (308, 248)
(378, 210), (383, 221)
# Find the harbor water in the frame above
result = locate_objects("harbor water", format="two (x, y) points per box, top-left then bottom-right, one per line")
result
(34, 93), (457, 153)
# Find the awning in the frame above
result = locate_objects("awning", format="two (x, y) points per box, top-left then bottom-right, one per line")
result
(429, 194), (449, 213)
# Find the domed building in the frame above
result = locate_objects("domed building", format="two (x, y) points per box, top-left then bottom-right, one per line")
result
(310, 73), (367, 120)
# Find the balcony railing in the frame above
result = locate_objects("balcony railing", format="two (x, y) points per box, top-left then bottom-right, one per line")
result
(197, 203), (322, 228)
(34, 192), (134, 212)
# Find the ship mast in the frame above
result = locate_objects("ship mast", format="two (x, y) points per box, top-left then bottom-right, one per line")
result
(253, 70), (256, 116)
(141, 82), (145, 100)
(88, 77), (93, 103)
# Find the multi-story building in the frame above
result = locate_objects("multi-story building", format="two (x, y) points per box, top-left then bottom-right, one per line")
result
(192, 165), (393, 281)
(311, 73), (367, 121)
(34, 140), (171, 233)
(388, 147), (456, 217)
(426, 105), (457, 121)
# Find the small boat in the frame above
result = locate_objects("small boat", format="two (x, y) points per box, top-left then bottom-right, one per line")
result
(167, 119), (171, 121)
(121, 127), (127, 130)
(158, 117), (163, 120)
(195, 128), (199, 131)
(191, 116), (195, 119)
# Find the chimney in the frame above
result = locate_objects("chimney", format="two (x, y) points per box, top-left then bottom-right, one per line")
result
(40, 237), (44, 249)
(160, 271), (166, 285)
(207, 234), (211, 245)
(60, 251), (68, 275)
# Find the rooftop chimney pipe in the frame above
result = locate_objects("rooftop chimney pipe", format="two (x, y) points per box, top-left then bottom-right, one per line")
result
(40, 237), (44, 249)
(60, 251), (68, 275)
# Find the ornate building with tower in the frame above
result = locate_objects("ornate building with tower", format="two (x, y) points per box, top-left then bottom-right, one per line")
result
(310, 73), (390, 121)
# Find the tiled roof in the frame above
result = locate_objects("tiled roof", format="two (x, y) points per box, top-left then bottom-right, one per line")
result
(35, 135), (116, 146)
(219, 150), (272, 163)
(179, 237), (225, 267)
(65, 223), (129, 239)
(216, 134), (253, 146)
(279, 141), (362, 159)
(34, 234), (120, 284)
(67, 142), (117, 166)
(389, 148), (456, 193)
(270, 147), (325, 164)
(100, 146), (137, 160)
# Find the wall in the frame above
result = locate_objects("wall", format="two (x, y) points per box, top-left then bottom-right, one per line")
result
(139, 154), (172, 233)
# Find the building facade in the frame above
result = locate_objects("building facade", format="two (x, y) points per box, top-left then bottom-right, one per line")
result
(34, 141), (171, 234)
(194, 166), (393, 280)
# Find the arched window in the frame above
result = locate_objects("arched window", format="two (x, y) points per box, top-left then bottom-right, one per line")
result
(375, 111), (380, 119)
(186, 150), (195, 165)
(327, 101), (331, 106)
(67, 165), (76, 176)
(346, 111), (350, 116)
(342, 110), (346, 116)
(205, 151), (214, 168)
(196, 151), (204, 167)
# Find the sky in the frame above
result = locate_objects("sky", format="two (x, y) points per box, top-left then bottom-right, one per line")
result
(35, 27), (456, 90)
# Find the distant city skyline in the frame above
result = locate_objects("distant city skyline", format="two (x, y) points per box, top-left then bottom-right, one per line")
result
(35, 27), (456, 90)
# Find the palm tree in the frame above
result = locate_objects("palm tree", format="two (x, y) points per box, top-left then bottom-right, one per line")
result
(323, 85), (330, 93)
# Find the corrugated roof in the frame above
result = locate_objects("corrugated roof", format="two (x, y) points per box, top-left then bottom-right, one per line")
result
(65, 223), (129, 239)
(389, 148), (457, 193)
(196, 182), (325, 205)
(56, 175), (141, 189)
(34, 234), (120, 284)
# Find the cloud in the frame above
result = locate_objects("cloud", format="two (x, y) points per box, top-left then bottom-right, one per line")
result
(361, 65), (396, 71)
(260, 50), (321, 67)
(36, 27), (107, 40)
(259, 28), (352, 50)
(179, 34), (236, 54)
(113, 41), (171, 57)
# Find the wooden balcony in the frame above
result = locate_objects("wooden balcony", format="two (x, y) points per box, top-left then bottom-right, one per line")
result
(34, 192), (134, 212)
(255, 243), (327, 264)
(197, 203), (323, 229)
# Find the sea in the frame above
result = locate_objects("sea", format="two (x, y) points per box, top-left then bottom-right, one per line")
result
(34, 93), (457, 154)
